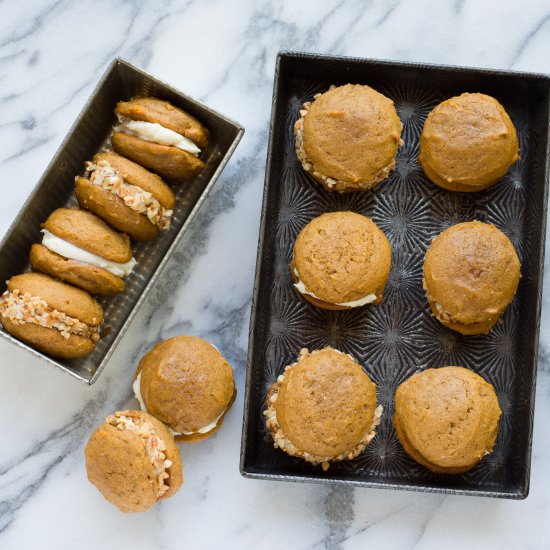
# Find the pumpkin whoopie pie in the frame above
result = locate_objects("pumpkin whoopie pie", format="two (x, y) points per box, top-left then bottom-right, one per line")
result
(394, 366), (502, 474)
(75, 152), (175, 241)
(0, 272), (103, 359)
(295, 84), (403, 192)
(30, 208), (136, 295)
(133, 336), (236, 442)
(112, 97), (209, 180)
(85, 410), (183, 513)
(419, 93), (519, 192)
(423, 221), (520, 335)
(291, 212), (392, 310)
(264, 347), (382, 470)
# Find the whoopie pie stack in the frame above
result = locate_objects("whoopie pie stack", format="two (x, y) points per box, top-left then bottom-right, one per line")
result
(0, 96), (209, 360)
(262, 83), (520, 475)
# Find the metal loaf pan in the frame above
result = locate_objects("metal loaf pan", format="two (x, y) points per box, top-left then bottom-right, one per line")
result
(0, 58), (244, 385)
(240, 51), (550, 499)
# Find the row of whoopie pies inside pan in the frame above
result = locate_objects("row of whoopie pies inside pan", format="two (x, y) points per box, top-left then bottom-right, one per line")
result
(264, 84), (520, 474)
(0, 96), (239, 513)
(0, 97), (209, 358)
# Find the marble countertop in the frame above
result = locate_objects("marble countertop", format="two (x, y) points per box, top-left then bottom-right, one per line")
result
(1, 1), (549, 548)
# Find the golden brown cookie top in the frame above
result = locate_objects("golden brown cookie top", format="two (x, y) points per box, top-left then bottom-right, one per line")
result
(93, 152), (175, 210)
(136, 336), (235, 434)
(302, 84), (402, 184)
(418, 93), (519, 191)
(275, 347), (377, 458)
(293, 212), (392, 304)
(7, 272), (103, 325)
(115, 97), (209, 150)
(85, 410), (182, 513)
(423, 221), (520, 325)
(43, 208), (133, 263)
(394, 367), (501, 471)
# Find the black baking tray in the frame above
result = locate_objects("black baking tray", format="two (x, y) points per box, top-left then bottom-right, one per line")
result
(240, 51), (550, 499)
(0, 58), (244, 385)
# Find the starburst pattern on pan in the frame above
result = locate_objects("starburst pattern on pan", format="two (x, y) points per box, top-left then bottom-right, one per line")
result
(265, 296), (310, 368)
(416, 314), (487, 368)
(384, 85), (442, 144)
(345, 419), (414, 478)
(274, 178), (318, 244)
(462, 438), (508, 483)
(429, 190), (481, 232)
(301, 307), (370, 360)
(295, 79), (327, 104)
(361, 301), (423, 366)
(507, 102), (531, 143)
(485, 157), (529, 205)
(270, 241), (293, 292)
(384, 250), (424, 306)
(489, 370), (517, 433)
(475, 316), (518, 376)
(487, 200), (529, 260)
(389, 142), (431, 193)
(372, 193), (433, 252)
(315, 188), (375, 216)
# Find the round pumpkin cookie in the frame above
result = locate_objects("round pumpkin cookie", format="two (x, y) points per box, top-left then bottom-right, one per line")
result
(264, 347), (382, 471)
(291, 212), (392, 310)
(30, 208), (136, 295)
(423, 221), (520, 335)
(418, 93), (519, 192)
(295, 84), (403, 192)
(75, 152), (175, 241)
(133, 336), (236, 442)
(393, 367), (502, 474)
(112, 97), (208, 180)
(0, 272), (103, 359)
(85, 410), (183, 513)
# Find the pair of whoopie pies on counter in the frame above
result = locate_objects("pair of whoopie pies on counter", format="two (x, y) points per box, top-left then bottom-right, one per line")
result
(262, 83), (519, 473)
(0, 98), (209, 360)
(86, 335), (236, 512)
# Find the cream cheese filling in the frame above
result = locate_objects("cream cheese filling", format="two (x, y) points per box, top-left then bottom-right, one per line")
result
(41, 230), (137, 277)
(132, 371), (227, 436)
(264, 353), (383, 471)
(293, 268), (377, 307)
(116, 117), (201, 156)
(85, 161), (173, 230)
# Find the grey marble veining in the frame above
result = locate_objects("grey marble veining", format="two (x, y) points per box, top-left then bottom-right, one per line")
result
(0, 1), (549, 548)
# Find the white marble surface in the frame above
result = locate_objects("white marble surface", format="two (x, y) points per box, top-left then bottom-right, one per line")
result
(0, 1), (549, 548)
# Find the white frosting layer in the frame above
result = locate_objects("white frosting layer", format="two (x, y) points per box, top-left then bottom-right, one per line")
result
(117, 119), (201, 155)
(293, 268), (377, 307)
(41, 230), (136, 277)
(133, 372), (226, 436)
(132, 372), (147, 411)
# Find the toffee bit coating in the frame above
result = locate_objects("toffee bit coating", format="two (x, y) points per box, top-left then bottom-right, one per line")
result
(264, 348), (382, 469)
(295, 84), (403, 192)
(0, 289), (100, 341)
(85, 161), (173, 230)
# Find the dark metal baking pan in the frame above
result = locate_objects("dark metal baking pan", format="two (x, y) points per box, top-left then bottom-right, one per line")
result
(0, 58), (244, 385)
(240, 51), (550, 499)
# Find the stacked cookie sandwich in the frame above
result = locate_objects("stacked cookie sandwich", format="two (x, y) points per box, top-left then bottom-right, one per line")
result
(0, 96), (209, 360)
